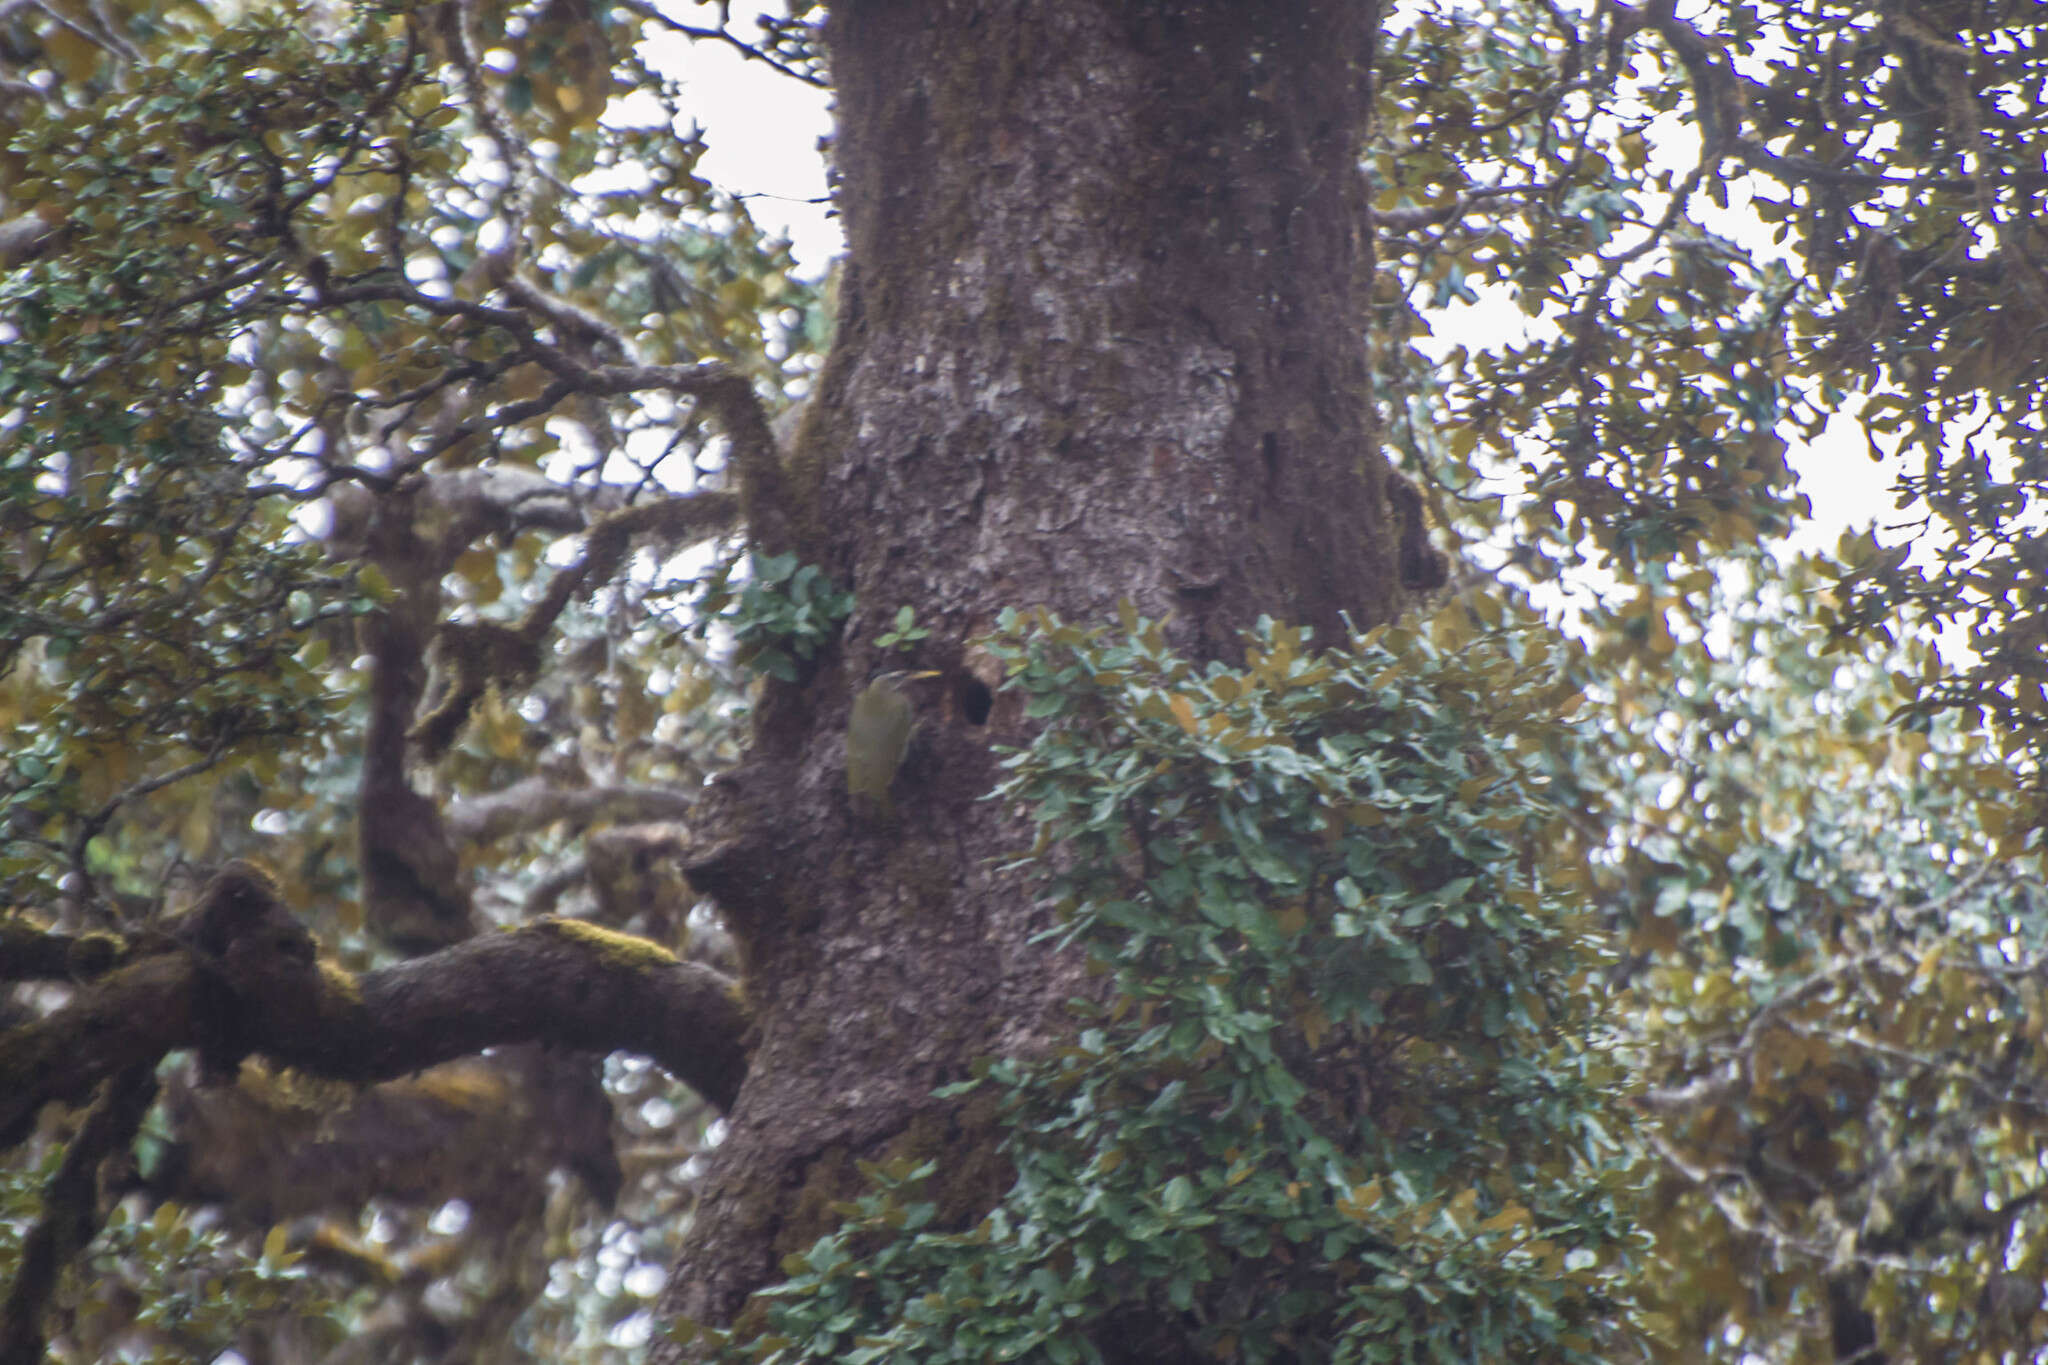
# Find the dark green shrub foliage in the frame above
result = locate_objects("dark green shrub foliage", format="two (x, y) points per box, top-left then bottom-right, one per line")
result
(706, 606), (1641, 1363)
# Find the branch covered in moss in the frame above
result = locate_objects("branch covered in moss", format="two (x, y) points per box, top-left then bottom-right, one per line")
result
(0, 922), (127, 982)
(0, 872), (750, 1151)
(0, 1063), (158, 1365)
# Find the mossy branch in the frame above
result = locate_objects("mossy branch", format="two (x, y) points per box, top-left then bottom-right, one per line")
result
(0, 868), (752, 1154)
(0, 1063), (158, 1365)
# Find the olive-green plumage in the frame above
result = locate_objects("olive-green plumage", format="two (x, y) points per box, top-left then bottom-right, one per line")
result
(846, 669), (939, 823)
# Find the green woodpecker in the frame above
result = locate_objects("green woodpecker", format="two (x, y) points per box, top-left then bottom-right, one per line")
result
(845, 669), (940, 823)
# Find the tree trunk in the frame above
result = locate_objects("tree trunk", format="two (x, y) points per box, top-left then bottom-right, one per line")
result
(657, 0), (1429, 1345)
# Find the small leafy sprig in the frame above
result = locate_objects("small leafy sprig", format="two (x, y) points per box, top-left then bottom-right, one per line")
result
(874, 605), (931, 653)
(696, 551), (854, 682)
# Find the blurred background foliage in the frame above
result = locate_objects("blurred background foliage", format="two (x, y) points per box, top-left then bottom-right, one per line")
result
(1, 0), (2044, 1361)
(1363, 2), (2048, 1355)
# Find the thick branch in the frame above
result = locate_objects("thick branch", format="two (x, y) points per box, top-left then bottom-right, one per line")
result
(0, 922), (126, 982)
(346, 470), (569, 951)
(448, 778), (697, 847)
(0, 915), (750, 1151)
(0, 955), (196, 1148)
(321, 922), (748, 1106)
(159, 1044), (628, 1223)
(359, 593), (475, 952)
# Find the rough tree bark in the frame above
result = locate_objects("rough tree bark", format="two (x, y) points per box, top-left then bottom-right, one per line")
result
(657, 0), (1439, 1346)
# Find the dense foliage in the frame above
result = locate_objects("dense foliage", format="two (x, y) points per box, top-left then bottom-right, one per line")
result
(1368, 0), (2046, 831)
(1, 0), (820, 907)
(715, 608), (1633, 1362)
(1577, 563), (2048, 1361)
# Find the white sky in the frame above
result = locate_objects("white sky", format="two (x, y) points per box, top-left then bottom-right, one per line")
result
(649, 35), (841, 273)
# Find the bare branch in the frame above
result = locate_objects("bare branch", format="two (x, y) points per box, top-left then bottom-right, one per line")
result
(616, 0), (827, 88)
(409, 489), (740, 760)
(448, 778), (697, 847)
(1374, 182), (1559, 234)
(522, 492), (742, 637)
